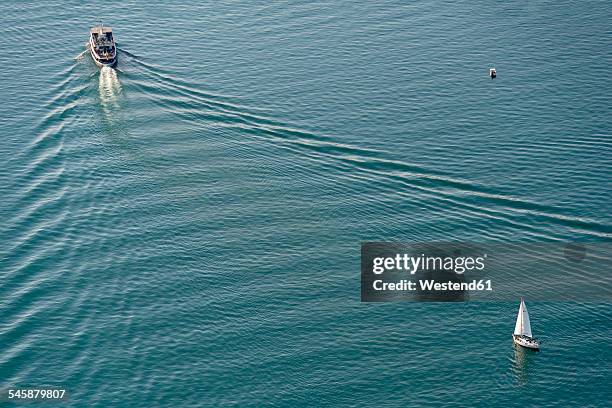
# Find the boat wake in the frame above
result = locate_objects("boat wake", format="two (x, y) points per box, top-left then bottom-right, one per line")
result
(74, 47), (89, 61)
(98, 66), (122, 114)
(72, 44), (612, 243)
(115, 46), (139, 59)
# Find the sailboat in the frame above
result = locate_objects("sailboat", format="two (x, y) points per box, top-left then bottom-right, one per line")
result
(513, 297), (540, 350)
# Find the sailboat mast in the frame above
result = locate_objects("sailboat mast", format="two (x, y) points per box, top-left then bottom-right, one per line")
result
(520, 297), (523, 334)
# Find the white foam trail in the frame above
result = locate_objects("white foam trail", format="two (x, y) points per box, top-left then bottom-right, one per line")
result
(74, 48), (88, 61)
(99, 66), (122, 114)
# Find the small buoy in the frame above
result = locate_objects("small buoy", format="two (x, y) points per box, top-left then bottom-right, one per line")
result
(490, 68), (497, 79)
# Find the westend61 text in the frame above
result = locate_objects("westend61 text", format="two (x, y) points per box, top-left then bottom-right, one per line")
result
(372, 279), (493, 291)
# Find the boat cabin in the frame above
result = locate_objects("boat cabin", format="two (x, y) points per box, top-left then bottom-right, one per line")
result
(89, 25), (117, 66)
(91, 27), (115, 57)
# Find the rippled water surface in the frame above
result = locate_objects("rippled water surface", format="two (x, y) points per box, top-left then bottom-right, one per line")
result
(1, 1), (611, 406)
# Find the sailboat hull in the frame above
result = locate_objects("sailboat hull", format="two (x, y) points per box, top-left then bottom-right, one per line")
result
(513, 335), (540, 350)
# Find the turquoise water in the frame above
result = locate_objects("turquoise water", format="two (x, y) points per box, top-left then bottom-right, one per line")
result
(1, 0), (611, 406)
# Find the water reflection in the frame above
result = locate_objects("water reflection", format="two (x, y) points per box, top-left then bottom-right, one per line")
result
(511, 343), (538, 385)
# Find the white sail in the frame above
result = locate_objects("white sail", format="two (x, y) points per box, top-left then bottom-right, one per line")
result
(513, 298), (532, 337)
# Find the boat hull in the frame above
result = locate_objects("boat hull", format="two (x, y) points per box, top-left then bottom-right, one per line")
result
(513, 335), (540, 350)
(91, 55), (117, 68)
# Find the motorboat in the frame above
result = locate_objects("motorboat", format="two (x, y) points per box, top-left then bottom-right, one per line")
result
(89, 24), (117, 67)
(513, 297), (540, 350)
(490, 68), (497, 79)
